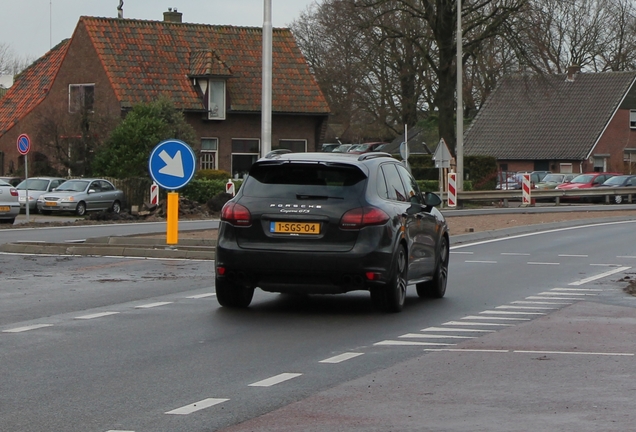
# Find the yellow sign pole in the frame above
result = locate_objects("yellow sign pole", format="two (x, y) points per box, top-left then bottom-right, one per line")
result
(166, 192), (179, 245)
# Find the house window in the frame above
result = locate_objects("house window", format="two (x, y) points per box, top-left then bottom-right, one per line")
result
(69, 84), (95, 113)
(559, 163), (572, 174)
(231, 139), (260, 179)
(631, 110), (636, 129)
(276, 139), (307, 153)
(200, 138), (218, 170)
(208, 80), (226, 120)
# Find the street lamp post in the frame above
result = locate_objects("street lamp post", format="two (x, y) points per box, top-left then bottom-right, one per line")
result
(456, 0), (464, 191)
(261, 0), (273, 157)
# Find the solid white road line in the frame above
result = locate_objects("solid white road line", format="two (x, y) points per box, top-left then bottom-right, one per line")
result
(590, 264), (622, 267)
(186, 293), (216, 299)
(443, 321), (512, 327)
(514, 350), (634, 357)
(399, 333), (474, 339)
(3, 324), (53, 333)
(75, 312), (120, 320)
(319, 353), (364, 364)
(496, 305), (557, 310)
(422, 326), (495, 333)
(249, 373), (302, 387)
(617, 256), (636, 259)
(527, 262), (560, 265)
(558, 254), (588, 257)
(135, 302), (173, 309)
(569, 266), (631, 286)
(450, 251), (474, 254)
(501, 253), (530, 256)
(425, 348), (508, 353)
(165, 398), (229, 415)
(479, 310), (546, 315)
(374, 340), (455, 347)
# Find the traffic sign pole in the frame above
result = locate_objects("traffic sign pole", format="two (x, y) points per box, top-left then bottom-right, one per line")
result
(17, 134), (32, 222)
(148, 139), (196, 246)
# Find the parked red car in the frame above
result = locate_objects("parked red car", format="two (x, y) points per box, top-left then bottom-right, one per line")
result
(555, 172), (620, 201)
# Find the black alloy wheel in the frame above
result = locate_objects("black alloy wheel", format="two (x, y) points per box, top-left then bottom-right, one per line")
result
(370, 245), (407, 313)
(417, 236), (448, 299)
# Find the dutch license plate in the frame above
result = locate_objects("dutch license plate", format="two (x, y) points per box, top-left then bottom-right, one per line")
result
(45, 202), (58, 207)
(270, 221), (320, 235)
(0, 206), (10, 212)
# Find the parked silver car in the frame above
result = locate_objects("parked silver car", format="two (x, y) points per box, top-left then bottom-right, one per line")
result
(16, 177), (67, 213)
(0, 179), (20, 224)
(36, 178), (125, 216)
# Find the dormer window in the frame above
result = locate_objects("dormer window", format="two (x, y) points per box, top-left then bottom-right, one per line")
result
(208, 80), (226, 120)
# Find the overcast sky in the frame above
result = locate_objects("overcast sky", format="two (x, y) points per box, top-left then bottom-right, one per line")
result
(1, 0), (317, 61)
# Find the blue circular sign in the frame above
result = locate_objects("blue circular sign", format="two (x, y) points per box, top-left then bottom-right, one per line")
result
(148, 139), (197, 190)
(17, 134), (31, 155)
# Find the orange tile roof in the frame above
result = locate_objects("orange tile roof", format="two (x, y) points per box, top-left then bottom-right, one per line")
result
(81, 17), (330, 114)
(0, 39), (70, 137)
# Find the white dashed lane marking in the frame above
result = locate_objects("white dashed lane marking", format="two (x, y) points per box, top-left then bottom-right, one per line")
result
(496, 305), (556, 310)
(3, 324), (53, 333)
(374, 340), (455, 347)
(186, 293), (216, 299)
(461, 315), (530, 321)
(422, 326), (495, 333)
(165, 398), (229, 415)
(319, 353), (364, 364)
(399, 333), (474, 339)
(551, 288), (603, 292)
(525, 296), (576, 302)
(444, 321), (513, 327)
(538, 292), (591, 297)
(513, 300), (571, 305)
(75, 312), (120, 320)
(479, 310), (546, 316)
(249, 373), (302, 387)
(465, 260), (497, 264)
(135, 302), (173, 309)
(558, 254), (588, 257)
(527, 262), (560, 265)
(425, 349), (634, 356)
(500, 253), (530, 256)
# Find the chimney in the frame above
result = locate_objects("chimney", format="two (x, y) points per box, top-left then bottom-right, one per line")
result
(117, 0), (123, 19)
(566, 65), (581, 81)
(164, 7), (183, 23)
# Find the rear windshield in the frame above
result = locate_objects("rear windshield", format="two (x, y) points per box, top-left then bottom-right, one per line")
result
(17, 179), (49, 191)
(541, 174), (563, 183)
(603, 176), (628, 185)
(242, 162), (367, 199)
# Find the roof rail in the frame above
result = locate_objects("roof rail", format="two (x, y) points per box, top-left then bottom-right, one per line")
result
(358, 152), (392, 161)
(264, 149), (292, 159)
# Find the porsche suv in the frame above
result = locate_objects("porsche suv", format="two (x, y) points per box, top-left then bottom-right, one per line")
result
(215, 151), (449, 312)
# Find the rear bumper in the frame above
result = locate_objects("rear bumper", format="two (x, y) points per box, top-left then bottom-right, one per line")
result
(216, 226), (395, 294)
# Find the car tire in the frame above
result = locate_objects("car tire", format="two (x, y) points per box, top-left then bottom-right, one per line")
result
(216, 277), (254, 308)
(75, 202), (87, 216)
(370, 245), (407, 313)
(416, 236), (448, 299)
(614, 195), (623, 204)
(111, 201), (121, 214)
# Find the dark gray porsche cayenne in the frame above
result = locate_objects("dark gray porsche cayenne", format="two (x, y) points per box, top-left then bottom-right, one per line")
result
(215, 151), (449, 312)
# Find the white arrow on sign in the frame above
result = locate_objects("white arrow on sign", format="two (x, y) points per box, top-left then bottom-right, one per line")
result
(158, 149), (184, 178)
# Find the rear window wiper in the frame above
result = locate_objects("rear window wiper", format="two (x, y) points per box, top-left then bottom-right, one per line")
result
(296, 194), (344, 200)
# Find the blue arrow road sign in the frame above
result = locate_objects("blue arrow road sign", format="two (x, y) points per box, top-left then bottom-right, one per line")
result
(17, 134), (31, 155)
(148, 139), (196, 190)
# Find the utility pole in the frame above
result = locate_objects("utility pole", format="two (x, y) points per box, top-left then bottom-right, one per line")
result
(261, 0), (273, 157)
(456, 0), (464, 191)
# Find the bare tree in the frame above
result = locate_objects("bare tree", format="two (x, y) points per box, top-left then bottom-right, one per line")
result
(0, 42), (33, 77)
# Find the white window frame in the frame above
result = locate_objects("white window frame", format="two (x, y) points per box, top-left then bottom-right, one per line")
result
(630, 110), (636, 129)
(200, 137), (218, 170)
(69, 83), (95, 113)
(231, 138), (260, 179)
(277, 139), (308, 153)
(208, 79), (226, 120)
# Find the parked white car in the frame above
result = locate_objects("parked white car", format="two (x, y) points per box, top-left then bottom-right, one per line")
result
(0, 179), (20, 224)
(36, 178), (125, 216)
(16, 177), (67, 213)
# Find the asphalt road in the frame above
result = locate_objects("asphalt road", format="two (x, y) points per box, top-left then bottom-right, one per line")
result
(1, 220), (636, 431)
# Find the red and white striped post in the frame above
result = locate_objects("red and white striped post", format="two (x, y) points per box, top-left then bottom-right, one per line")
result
(447, 172), (457, 208)
(522, 173), (532, 206)
(226, 179), (236, 197)
(150, 182), (159, 205)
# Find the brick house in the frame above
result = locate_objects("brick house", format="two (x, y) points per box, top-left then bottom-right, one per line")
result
(0, 10), (330, 177)
(464, 67), (636, 175)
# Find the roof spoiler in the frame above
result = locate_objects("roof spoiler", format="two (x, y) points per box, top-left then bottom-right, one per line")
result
(357, 152), (392, 161)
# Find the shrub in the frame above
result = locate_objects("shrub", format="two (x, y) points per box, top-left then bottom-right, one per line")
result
(195, 169), (232, 180)
(207, 192), (234, 212)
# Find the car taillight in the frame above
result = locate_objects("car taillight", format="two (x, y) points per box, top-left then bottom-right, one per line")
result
(221, 202), (251, 227)
(10, 188), (18, 197)
(340, 207), (390, 230)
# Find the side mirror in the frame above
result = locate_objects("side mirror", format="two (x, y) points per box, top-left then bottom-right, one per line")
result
(423, 192), (442, 207)
(88, 189), (96, 194)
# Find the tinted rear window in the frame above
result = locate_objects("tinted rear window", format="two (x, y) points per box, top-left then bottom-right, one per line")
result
(242, 163), (367, 199)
